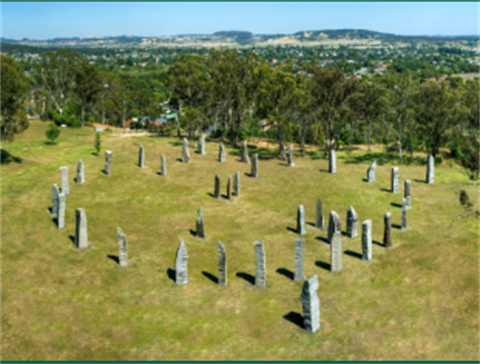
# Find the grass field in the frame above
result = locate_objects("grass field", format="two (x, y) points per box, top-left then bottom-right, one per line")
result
(1, 120), (478, 360)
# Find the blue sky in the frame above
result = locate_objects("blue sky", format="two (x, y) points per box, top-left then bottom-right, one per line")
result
(1, 2), (478, 40)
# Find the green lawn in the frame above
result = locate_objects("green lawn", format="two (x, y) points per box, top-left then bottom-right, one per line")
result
(1, 121), (478, 360)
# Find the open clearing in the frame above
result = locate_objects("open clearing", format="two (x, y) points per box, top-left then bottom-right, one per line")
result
(1, 121), (478, 360)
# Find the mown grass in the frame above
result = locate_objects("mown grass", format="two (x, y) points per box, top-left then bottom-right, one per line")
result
(1, 121), (478, 360)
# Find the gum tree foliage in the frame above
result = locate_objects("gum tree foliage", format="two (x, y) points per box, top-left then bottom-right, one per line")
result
(0, 55), (29, 142)
(74, 59), (102, 127)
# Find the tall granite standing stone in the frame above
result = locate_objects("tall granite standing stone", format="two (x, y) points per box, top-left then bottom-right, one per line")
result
(197, 134), (206, 155)
(105, 150), (112, 175)
(251, 154), (259, 178)
(401, 198), (407, 231)
(361, 220), (372, 262)
(315, 198), (325, 230)
(383, 212), (392, 248)
(160, 154), (167, 176)
(196, 207), (205, 238)
(57, 191), (66, 229)
(328, 149), (336, 174)
(287, 146), (295, 167)
(328, 211), (342, 243)
(74, 208), (88, 249)
(297, 205), (306, 235)
(346, 206), (358, 238)
(175, 240), (188, 285)
(182, 138), (190, 163)
(60, 166), (70, 195)
(254, 241), (266, 288)
(301, 275), (320, 334)
(426, 155), (435, 184)
(367, 160), (377, 182)
(219, 143), (226, 162)
(294, 238), (305, 281)
(241, 140), (250, 164)
(76, 159), (85, 184)
(233, 171), (240, 196)
(330, 231), (342, 272)
(51, 184), (60, 217)
(217, 241), (227, 287)
(138, 145), (145, 168)
(214, 174), (221, 199)
(404, 180), (411, 209)
(117, 227), (128, 267)
(391, 167), (399, 193)
(226, 176), (232, 200)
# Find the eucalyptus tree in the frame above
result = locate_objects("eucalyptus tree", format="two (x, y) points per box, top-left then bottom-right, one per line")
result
(74, 59), (102, 127)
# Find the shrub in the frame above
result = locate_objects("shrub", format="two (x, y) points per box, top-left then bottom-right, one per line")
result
(94, 132), (101, 154)
(45, 123), (61, 144)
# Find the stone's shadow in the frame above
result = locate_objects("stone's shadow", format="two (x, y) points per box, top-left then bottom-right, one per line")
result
(283, 311), (304, 329)
(202, 271), (218, 284)
(315, 236), (329, 245)
(68, 235), (75, 244)
(236, 272), (255, 285)
(380, 188), (391, 193)
(278, 163), (290, 167)
(168, 141), (183, 147)
(156, 172), (164, 177)
(315, 261), (331, 271)
(207, 192), (215, 198)
(413, 178), (427, 184)
(341, 231), (349, 237)
(318, 168), (329, 173)
(306, 222), (316, 228)
(221, 194), (230, 200)
(244, 172), (254, 178)
(51, 217), (58, 227)
(372, 240), (384, 247)
(189, 229), (197, 237)
(286, 227), (297, 233)
(176, 158), (183, 163)
(90, 152), (98, 156)
(276, 268), (294, 280)
(167, 268), (176, 282)
(344, 250), (362, 259)
(362, 178), (368, 182)
(392, 224), (402, 230)
(391, 202), (402, 208)
(107, 254), (119, 264)
(48, 207), (54, 215)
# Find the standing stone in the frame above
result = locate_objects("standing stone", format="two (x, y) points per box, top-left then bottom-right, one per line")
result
(226, 176), (232, 200)
(57, 191), (66, 229)
(328, 149), (336, 174)
(138, 145), (145, 168)
(76, 159), (85, 184)
(51, 184), (59, 216)
(346, 206), (358, 238)
(361, 220), (372, 261)
(196, 207), (205, 238)
(217, 241), (227, 287)
(404, 180), (411, 209)
(182, 138), (190, 163)
(287, 146), (295, 167)
(241, 140), (250, 163)
(160, 154), (167, 176)
(327, 211), (342, 243)
(59, 166), (69, 195)
(74, 208), (88, 249)
(301, 275), (320, 334)
(315, 198), (325, 230)
(391, 167), (399, 193)
(426, 155), (435, 184)
(214, 174), (221, 199)
(175, 240), (188, 284)
(233, 171), (240, 197)
(251, 153), (259, 178)
(197, 134), (206, 155)
(383, 212), (392, 248)
(254, 240), (266, 288)
(401, 198), (407, 231)
(297, 205), (305, 235)
(219, 143), (226, 162)
(105, 150), (112, 175)
(294, 238), (305, 281)
(367, 160), (376, 182)
(330, 231), (342, 272)
(117, 227), (128, 267)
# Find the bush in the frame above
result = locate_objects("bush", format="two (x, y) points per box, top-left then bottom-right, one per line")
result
(94, 132), (101, 154)
(45, 123), (61, 144)
(435, 156), (443, 165)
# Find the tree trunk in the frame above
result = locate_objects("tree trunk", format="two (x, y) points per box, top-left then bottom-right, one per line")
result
(299, 125), (306, 157)
(367, 120), (371, 152)
(101, 104), (105, 125)
(397, 119), (403, 163)
(278, 130), (286, 160)
(81, 106), (85, 128)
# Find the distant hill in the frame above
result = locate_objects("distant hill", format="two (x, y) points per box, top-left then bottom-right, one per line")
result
(1, 29), (478, 49)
